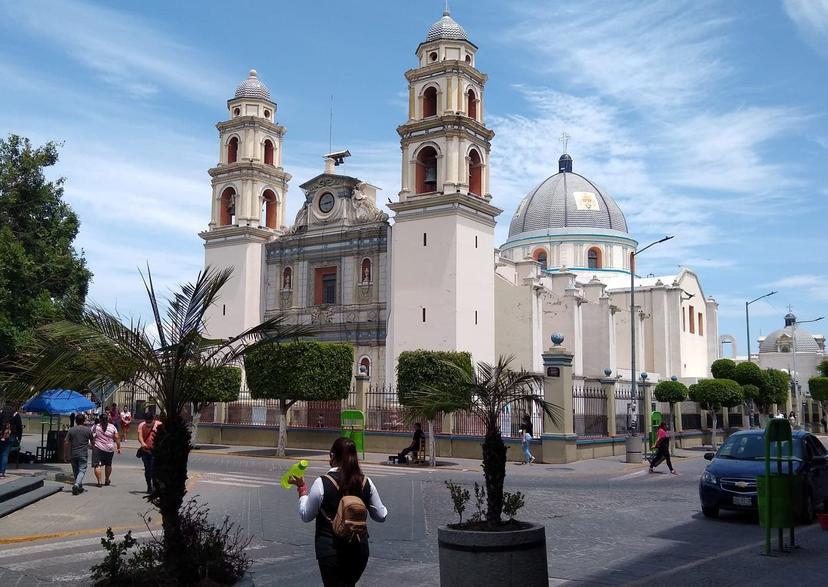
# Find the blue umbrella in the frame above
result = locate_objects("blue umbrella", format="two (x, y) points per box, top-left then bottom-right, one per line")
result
(22, 389), (97, 415)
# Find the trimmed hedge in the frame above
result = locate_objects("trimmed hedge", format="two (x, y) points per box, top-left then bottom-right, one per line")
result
(711, 358), (737, 381)
(396, 350), (472, 405)
(654, 380), (688, 404)
(809, 377), (828, 403)
(185, 366), (242, 408)
(762, 368), (790, 409)
(244, 341), (353, 402)
(688, 378), (743, 410)
(733, 361), (766, 387)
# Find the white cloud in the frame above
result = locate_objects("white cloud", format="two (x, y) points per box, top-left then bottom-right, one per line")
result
(761, 274), (828, 303)
(1, 0), (232, 102)
(784, 0), (828, 57)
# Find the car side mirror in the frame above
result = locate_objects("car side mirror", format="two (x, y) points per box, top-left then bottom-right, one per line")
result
(704, 452), (714, 461)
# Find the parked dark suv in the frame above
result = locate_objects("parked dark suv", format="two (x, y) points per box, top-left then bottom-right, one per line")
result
(698, 429), (828, 521)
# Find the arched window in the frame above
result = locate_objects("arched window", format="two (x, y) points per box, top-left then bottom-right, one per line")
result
(282, 267), (292, 290)
(587, 247), (602, 269)
(219, 187), (236, 226)
(467, 88), (477, 119)
(227, 137), (239, 164)
(262, 189), (278, 229)
(361, 258), (372, 284)
(359, 356), (371, 377)
(532, 248), (548, 270)
(415, 146), (438, 194)
(468, 149), (482, 196)
(264, 140), (274, 165)
(422, 86), (438, 118)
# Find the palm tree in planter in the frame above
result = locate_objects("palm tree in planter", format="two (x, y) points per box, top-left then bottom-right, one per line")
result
(411, 356), (561, 587)
(1, 267), (311, 584)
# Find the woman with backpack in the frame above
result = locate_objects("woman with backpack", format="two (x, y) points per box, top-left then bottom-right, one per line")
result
(289, 437), (387, 587)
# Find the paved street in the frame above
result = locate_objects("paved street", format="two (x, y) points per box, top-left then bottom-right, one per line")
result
(1, 436), (827, 586)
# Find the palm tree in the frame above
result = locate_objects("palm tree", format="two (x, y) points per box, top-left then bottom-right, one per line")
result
(408, 356), (561, 524)
(1, 267), (311, 575)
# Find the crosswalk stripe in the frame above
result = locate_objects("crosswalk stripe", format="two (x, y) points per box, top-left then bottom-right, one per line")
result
(5, 549), (106, 571)
(0, 531), (154, 560)
(199, 479), (264, 488)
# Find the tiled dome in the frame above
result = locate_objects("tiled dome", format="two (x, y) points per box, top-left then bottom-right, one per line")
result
(234, 69), (272, 101)
(426, 10), (469, 42)
(508, 155), (629, 238)
(759, 320), (821, 353)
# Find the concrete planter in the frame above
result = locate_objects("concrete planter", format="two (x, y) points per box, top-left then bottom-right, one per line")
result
(437, 522), (547, 587)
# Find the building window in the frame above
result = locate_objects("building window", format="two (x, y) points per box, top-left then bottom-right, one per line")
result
(780, 344), (791, 353)
(314, 267), (337, 305)
(423, 232), (428, 246)
(698, 312), (704, 336)
(264, 139), (274, 165)
(467, 88), (477, 119)
(219, 187), (236, 226)
(262, 189), (278, 228)
(475, 310), (478, 325)
(532, 248), (547, 270)
(587, 247), (602, 269)
(688, 305), (695, 334)
(475, 235), (478, 248)
(415, 146), (438, 194)
(423, 86), (438, 117)
(682, 307), (686, 332)
(422, 308), (426, 322)
(468, 149), (482, 196)
(359, 356), (371, 377)
(282, 267), (292, 290)
(227, 137), (239, 163)
(360, 258), (372, 284)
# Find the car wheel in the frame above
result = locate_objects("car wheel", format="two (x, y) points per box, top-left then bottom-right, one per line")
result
(702, 504), (719, 518)
(800, 490), (815, 524)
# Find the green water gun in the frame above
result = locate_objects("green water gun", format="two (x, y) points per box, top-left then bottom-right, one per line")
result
(280, 459), (309, 489)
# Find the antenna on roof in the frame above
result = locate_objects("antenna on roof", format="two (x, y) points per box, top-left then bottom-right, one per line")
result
(329, 94), (334, 155)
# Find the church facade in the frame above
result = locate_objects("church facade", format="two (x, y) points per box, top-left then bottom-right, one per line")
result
(200, 10), (719, 387)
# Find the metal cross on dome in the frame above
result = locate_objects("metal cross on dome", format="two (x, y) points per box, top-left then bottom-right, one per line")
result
(559, 132), (571, 154)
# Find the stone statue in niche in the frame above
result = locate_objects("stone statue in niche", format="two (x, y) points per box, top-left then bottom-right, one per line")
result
(282, 269), (292, 290)
(361, 261), (371, 284)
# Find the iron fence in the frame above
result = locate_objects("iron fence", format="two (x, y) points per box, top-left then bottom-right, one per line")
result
(614, 382), (645, 434)
(573, 381), (608, 437)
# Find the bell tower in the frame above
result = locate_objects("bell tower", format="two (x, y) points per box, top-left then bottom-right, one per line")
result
(200, 69), (292, 339)
(387, 10), (501, 380)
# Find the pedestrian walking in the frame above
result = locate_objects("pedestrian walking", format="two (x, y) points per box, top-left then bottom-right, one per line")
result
(289, 437), (388, 587)
(63, 413), (94, 494)
(91, 413), (121, 487)
(821, 415), (827, 434)
(520, 413), (535, 464)
(120, 407), (133, 441)
(0, 422), (11, 478)
(109, 404), (121, 433)
(649, 422), (677, 475)
(137, 412), (160, 494)
(788, 411), (798, 428)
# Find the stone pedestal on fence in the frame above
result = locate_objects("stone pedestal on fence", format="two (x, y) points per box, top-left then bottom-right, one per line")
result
(354, 373), (368, 413)
(540, 339), (577, 464)
(602, 378), (617, 437)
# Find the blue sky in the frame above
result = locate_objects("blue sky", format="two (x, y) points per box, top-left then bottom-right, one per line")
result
(1, 0), (826, 355)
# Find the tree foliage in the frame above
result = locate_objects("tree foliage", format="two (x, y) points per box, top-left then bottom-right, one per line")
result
(396, 350), (472, 405)
(733, 361), (766, 387)
(0, 135), (91, 359)
(654, 380), (688, 404)
(762, 368), (790, 410)
(688, 379), (743, 410)
(185, 365), (242, 410)
(245, 340), (353, 403)
(710, 358), (737, 381)
(741, 384), (760, 404)
(808, 377), (828, 404)
(816, 360), (828, 378)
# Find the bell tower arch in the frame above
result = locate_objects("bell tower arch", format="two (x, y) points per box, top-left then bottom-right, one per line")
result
(200, 69), (292, 339)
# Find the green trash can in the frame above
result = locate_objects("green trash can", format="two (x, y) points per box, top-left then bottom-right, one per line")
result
(649, 411), (662, 446)
(757, 474), (802, 529)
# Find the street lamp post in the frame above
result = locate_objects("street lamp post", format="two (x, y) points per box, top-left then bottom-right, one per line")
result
(629, 235), (674, 436)
(745, 291), (776, 428)
(791, 315), (824, 427)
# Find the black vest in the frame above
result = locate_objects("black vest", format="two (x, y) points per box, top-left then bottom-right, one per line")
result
(314, 471), (372, 560)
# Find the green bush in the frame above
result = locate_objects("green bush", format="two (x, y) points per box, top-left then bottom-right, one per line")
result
(733, 361), (766, 387)
(396, 349), (472, 405)
(711, 358), (737, 380)
(245, 340), (353, 402)
(809, 377), (828, 403)
(741, 384), (760, 404)
(688, 378), (743, 410)
(185, 365), (242, 408)
(817, 360), (828, 378)
(654, 380), (688, 404)
(762, 368), (790, 409)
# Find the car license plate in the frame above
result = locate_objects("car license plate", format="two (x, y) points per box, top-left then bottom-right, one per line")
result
(733, 496), (751, 506)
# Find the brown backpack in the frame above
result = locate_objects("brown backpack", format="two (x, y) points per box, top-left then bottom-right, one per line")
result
(323, 474), (369, 543)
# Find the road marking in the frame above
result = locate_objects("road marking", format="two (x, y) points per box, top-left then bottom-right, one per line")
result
(0, 531), (154, 560)
(4, 549), (107, 571)
(199, 479), (264, 488)
(611, 469), (649, 481)
(0, 523), (159, 545)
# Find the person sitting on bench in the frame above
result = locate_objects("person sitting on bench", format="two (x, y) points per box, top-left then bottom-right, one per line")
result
(397, 423), (424, 463)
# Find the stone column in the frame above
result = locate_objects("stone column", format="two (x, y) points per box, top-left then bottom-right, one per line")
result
(540, 335), (576, 464)
(354, 373), (368, 414)
(602, 377), (617, 437)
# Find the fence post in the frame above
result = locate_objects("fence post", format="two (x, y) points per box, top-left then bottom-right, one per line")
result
(354, 373), (368, 413)
(601, 377), (617, 437)
(541, 334), (576, 464)
(216, 402), (227, 424)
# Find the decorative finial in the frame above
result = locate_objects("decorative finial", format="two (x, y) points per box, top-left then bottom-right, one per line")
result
(551, 333), (565, 346)
(559, 131), (570, 154)
(444, 0), (450, 16)
(249, 69), (257, 77)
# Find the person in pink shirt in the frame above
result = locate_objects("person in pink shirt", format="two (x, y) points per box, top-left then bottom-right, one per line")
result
(137, 412), (160, 494)
(91, 413), (121, 487)
(649, 422), (677, 475)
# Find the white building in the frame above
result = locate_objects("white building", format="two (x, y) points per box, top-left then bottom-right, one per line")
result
(756, 313), (825, 395)
(200, 10), (720, 386)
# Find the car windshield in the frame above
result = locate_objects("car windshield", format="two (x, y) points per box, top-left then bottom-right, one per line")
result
(716, 434), (803, 461)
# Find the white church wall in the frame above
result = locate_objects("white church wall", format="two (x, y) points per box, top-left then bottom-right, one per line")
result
(676, 272), (711, 377)
(455, 214), (496, 365)
(495, 275), (536, 372)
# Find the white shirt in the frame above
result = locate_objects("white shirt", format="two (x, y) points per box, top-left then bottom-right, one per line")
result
(298, 467), (388, 524)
